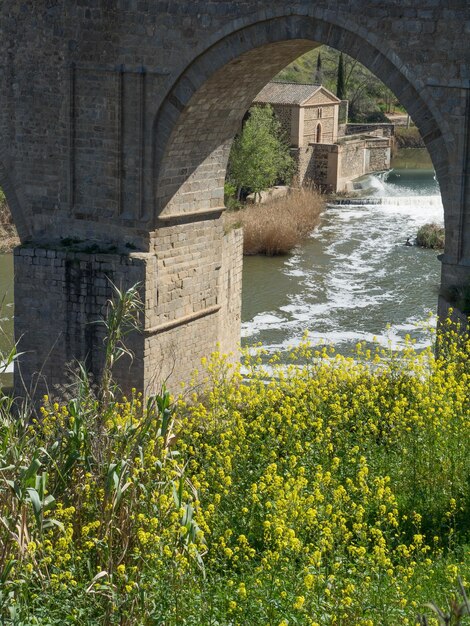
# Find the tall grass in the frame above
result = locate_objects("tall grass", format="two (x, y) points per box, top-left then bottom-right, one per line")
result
(225, 186), (324, 256)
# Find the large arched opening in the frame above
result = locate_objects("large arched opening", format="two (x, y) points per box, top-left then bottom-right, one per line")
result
(153, 15), (449, 233)
(146, 14), (454, 377)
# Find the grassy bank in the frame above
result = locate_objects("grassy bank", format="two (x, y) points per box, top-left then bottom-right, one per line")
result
(0, 190), (19, 253)
(394, 126), (425, 149)
(1, 311), (470, 624)
(225, 186), (324, 255)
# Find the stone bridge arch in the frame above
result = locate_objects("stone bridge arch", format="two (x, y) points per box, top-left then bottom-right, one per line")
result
(153, 14), (449, 227)
(3, 2), (469, 401)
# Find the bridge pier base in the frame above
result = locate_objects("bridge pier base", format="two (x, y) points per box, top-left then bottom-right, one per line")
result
(13, 246), (147, 401)
(13, 227), (243, 403)
(438, 257), (470, 330)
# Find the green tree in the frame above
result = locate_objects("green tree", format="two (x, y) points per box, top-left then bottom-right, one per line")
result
(314, 52), (323, 84)
(336, 52), (346, 100)
(227, 105), (294, 201)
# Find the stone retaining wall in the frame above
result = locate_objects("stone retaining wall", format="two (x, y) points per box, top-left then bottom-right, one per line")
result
(295, 134), (391, 192)
(345, 123), (395, 138)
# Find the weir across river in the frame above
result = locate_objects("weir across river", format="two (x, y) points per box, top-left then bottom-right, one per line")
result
(1, 2), (470, 399)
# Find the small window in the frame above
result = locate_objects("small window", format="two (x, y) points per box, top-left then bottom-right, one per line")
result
(316, 123), (322, 143)
(317, 107), (323, 119)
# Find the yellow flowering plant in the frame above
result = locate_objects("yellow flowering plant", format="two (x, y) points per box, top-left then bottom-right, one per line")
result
(0, 287), (469, 624)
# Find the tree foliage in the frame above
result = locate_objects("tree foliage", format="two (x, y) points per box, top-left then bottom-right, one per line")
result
(227, 105), (294, 201)
(314, 52), (323, 84)
(336, 52), (346, 100)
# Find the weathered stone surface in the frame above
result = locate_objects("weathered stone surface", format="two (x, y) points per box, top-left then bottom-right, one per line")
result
(0, 2), (469, 398)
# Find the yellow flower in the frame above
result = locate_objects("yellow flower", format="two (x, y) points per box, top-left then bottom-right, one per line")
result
(293, 595), (305, 610)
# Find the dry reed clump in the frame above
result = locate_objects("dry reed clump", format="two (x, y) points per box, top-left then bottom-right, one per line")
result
(225, 186), (324, 256)
(0, 192), (19, 253)
(416, 222), (445, 250)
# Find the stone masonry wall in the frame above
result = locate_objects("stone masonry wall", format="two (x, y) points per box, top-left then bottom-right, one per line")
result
(14, 217), (244, 401)
(367, 138), (391, 172)
(296, 144), (335, 190)
(304, 105), (336, 144)
(295, 136), (390, 192)
(135, 213), (239, 393)
(338, 140), (366, 182)
(14, 247), (147, 400)
(218, 227), (243, 358)
(149, 217), (223, 328)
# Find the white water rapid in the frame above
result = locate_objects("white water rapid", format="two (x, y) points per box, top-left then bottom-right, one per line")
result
(241, 168), (444, 356)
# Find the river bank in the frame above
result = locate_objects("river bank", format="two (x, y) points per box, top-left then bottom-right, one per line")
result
(393, 126), (425, 149)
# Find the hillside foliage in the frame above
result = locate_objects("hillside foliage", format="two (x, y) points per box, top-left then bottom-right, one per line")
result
(277, 46), (399, 122)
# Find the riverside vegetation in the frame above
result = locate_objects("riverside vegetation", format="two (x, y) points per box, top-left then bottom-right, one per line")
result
(225, 104), (324, 256)
(416, 223), (445, 250)
(0, 283), (469, 625)
(224, 186), (324, 256)
(0, 189), (18, 253)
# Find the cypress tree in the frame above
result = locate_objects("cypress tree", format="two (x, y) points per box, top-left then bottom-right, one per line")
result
(336, 52), (346, 100)
(314, 52), (323, 84)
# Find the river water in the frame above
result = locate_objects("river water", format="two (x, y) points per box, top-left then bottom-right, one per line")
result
(241, 154), (443, 357)
(0, 150), (443, 381)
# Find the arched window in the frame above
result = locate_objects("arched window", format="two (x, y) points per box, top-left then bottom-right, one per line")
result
(316, 123), (322, 143)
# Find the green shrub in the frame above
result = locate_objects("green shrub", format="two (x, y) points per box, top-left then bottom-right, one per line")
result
(227, 105), (295, 200)
(223, 181), (241, 210)
(364, 110), (390, 123)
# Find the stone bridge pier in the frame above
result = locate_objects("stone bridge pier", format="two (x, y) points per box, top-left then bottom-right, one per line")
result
(1, 2), (470, 400)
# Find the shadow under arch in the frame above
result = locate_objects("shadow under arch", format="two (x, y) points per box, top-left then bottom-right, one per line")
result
(152, 13), (449, 226)
(0, 145), (30, 242)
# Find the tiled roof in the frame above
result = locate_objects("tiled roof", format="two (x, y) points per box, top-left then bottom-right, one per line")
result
(253, 82), (339, 106)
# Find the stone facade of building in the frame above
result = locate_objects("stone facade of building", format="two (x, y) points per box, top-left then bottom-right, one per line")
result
(254, 82), (340, 148)
(254, 82), (392, 192)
